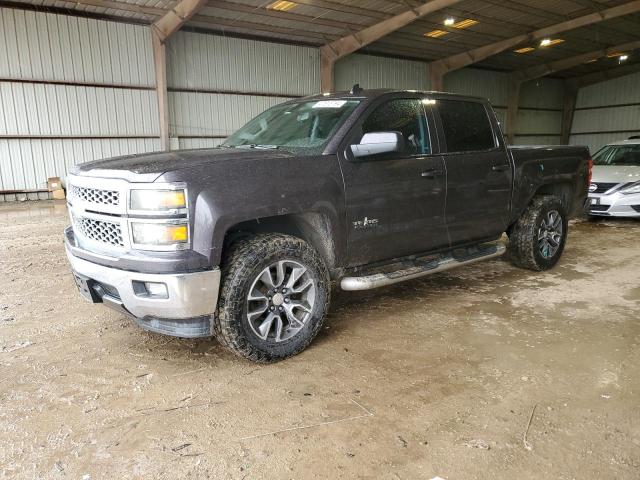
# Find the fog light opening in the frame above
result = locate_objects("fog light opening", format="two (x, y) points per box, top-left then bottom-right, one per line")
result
(133, 281), (169, 299)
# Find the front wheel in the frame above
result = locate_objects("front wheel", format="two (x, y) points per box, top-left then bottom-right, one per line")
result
(213, 234), (330, 363)
(508, 195), (568, 271)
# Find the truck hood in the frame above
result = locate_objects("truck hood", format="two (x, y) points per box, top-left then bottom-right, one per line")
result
(592, 165), (640, 183)
(71, 148), (295, 182)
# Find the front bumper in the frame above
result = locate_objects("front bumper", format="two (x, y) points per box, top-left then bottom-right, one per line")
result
(65, 227), (220, 338)
(587, 191), (640, 217)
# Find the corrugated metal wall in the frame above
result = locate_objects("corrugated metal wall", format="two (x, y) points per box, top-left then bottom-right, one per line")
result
(517, 79), (564, 145)
(0, 7), (570, 200)
(0, 7), (159, 199)
(335, 54), (429, 91)
(166, 31), (319, 150)
(445, 69), (564, 145)
(335, 55), (565, 145)
(335, 54), (563, 145)
(444, 68), (509, 105)
(570, 71), (640, 153)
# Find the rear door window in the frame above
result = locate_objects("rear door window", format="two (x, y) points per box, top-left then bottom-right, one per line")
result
(362, 99), (431, 155)
(437, 100), (496, 153)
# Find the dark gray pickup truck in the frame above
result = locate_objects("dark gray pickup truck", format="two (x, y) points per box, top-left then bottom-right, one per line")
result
(65, 88), (591, 362)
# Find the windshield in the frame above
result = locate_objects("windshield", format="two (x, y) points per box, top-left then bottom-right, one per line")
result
(222, 99), (360, 154)
(593, 144), (640, 166)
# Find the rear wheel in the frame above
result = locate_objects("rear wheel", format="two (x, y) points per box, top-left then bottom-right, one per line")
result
(508, 195), (568, 271)
(213, 234), (330, 363)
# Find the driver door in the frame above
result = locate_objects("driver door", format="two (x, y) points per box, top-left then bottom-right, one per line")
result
(338, 97), (448, 266)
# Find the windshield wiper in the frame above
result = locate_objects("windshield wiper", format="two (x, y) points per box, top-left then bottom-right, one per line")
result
(234, 144), (280, 150)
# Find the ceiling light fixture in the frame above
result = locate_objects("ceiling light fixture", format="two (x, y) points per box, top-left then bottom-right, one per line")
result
(267, 0), (297, 11)
(540, 38), (564, 47)
(619, 54), (629, 61)
(514, 47), (535, 54)
(444, 17), (455, 26)
(452, 18), (478, 29)
(425, 30), (449, 38)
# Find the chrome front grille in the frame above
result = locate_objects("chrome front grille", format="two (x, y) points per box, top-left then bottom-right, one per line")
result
(67, 174), (189, 255)
(590, 182), (619, 194)
(74, 216), (125, 247)
(71, 185), (120, 206)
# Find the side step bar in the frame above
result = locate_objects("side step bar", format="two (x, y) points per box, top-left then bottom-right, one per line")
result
(340, 242), (507, 291)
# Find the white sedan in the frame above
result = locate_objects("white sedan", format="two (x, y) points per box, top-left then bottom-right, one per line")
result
(588, 138), (640, 218)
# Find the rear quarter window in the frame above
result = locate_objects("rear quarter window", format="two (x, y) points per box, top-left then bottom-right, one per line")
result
(437, 100), (496, 153)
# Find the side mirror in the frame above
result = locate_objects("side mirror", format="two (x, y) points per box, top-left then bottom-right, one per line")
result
(351, 131), (403, 158)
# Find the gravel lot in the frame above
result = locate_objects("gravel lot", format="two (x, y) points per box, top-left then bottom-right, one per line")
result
(1, 200), (638, 479)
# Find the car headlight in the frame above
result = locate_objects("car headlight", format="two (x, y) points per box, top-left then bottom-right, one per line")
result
(620, 181), (640, 194)
(131, 222), (189, 249)
(130, 189), (186, 211)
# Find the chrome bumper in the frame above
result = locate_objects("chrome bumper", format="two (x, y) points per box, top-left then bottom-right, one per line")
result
(65, 234), (220, 337)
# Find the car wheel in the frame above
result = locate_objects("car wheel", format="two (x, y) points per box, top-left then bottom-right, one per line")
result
(508, 195), (568, 271)
(213, 233), (330, 363)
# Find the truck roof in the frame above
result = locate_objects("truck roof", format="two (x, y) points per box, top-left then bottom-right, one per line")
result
(302, 88), (489, 104)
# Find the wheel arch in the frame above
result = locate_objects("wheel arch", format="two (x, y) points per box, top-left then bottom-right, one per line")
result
(222, 212), (338, 271)
(509, 181), (574, 235)
(532, 182), (574, 213)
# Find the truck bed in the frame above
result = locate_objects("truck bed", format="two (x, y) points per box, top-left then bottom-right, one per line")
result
(508, 145), (591, 220)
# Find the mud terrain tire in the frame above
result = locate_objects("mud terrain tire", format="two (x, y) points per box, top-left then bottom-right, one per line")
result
(213, 234), (330, 363)
(508, 195), (568, 271)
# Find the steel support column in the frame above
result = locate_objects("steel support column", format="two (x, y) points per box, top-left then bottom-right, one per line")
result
(152, 30), (170, 151)
(560, 82), (578, 145)
(506, 79), (521, 145)
(150, 0), (208, 150)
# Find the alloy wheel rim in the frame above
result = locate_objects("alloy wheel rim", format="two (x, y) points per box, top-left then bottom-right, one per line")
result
(538, 209), (563, 259)
(246, 260), (316, 343)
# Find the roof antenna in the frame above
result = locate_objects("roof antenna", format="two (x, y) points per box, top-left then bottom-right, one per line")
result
(350, 83), (363, 95)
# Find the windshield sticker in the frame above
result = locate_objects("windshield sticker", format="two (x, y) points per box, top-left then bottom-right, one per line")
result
(313, 100), (347, 109)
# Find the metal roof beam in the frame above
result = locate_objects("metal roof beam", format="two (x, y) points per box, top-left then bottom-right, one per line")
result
(319, 0), (464, 91)
(507, 40), (640, 144)
(208, 0), (361, 34)
(57, 0), (164, 17)
(513, 40), (640, 82)
(321, 0), (463, 60)
(567, 61), (640, 89)
(152, 0), (208, 43)
(429, 0), (640, 90)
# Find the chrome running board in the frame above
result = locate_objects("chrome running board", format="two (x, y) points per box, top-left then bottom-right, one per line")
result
(340, 242), (506, 291)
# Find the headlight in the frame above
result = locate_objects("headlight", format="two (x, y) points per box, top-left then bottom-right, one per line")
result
(620, 181), (640, 194)
(130, 189), (186, 211)
(131, 222), (188, 249)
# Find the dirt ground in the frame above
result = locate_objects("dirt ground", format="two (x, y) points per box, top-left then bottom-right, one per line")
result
(0, 200), (638, 480)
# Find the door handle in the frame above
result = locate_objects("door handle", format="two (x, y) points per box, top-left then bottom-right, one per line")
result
(421, 169), (444, 178)
(492, 164), (510, 172)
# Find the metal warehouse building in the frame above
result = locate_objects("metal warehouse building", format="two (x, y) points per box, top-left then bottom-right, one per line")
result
(2, 2), (640, 479)
(1, 0), (639, 200)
